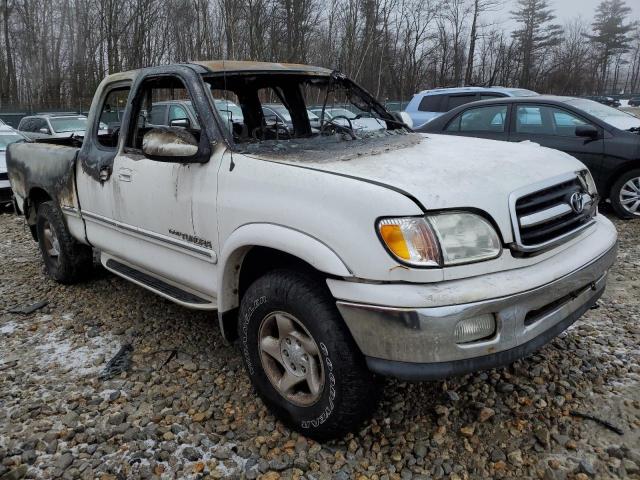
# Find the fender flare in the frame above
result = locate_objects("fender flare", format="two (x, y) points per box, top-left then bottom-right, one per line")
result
(217, 223), (352, 315)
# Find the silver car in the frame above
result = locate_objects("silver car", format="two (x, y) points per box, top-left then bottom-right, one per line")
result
(17, 114), (105, 140)
(0, 125), (27, 206)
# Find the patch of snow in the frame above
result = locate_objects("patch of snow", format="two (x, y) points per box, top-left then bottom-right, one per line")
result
(0, 321), (17, 335)
(33, 327), (119, 377)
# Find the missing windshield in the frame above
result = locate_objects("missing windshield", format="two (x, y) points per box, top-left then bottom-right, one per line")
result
(204, 72), (409, 150)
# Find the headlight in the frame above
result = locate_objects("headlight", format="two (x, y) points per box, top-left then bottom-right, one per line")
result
(377, 213), (501, 267)
(429, 213), (502, 265)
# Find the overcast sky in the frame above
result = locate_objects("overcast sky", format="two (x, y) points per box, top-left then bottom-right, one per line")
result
(490, 0), (640, 32)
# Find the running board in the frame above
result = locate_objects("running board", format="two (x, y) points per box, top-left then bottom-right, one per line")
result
(104, 258), (215, 309)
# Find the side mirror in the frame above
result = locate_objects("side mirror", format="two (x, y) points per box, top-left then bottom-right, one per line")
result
(575, 125), (598, 139)
(142, 127), (199, 160)
(39, 127), (50, 134)
(392, 111), (413, 129)
(169, 117), (191, 129)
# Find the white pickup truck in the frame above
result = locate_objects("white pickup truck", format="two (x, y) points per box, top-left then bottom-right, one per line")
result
(7, 61), (617, 440)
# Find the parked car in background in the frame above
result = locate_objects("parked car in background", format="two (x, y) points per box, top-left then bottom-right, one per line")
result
(419, 96), (640, 218)
(586, 95), (621, 108)
(151, 99), (247, 137)
(308, 106), (387, 132)
(404, 86), (538, 128)
(0, 125), (27, 206)
(262, 103), (294, 131)
(628, 97), (640, 107)
(18, 114), (106, 141)
(149, 100), (200, 128)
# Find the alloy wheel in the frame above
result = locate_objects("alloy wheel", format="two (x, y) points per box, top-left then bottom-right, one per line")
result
(42, 221), (61, 258)
(619, 176), (640, 216)
(258, 311), (325, 406)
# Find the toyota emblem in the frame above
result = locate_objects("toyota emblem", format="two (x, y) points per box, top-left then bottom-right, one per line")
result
(570, 192), (585, 214)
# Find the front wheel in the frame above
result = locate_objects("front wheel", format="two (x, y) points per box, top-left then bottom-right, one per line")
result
(610, 169), (640, 219)
(238, 269), (380, 440)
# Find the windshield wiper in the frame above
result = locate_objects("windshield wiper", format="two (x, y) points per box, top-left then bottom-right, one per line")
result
(627, 126), (640, 133)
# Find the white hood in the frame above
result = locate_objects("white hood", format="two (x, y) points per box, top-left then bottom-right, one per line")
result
(293, 134), (588, 243)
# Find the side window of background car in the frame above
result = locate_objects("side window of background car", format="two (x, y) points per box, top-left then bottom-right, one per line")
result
(549, 108), (588, 137)
(418, 94), (446, 112)
(18, 119), (31, 132)
(446, 105), (508, 132)
(446, 94), (479, 110)
(168, 105), (188, 124)
(150, 105), (167, 125)
(516, 105), (588, 136)
(34, 119), (49, 134)
(480, 94), (505, 101)
(516, 106), (549, 135)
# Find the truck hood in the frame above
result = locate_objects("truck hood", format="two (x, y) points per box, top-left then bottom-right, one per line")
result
(275, 134), (588, 243)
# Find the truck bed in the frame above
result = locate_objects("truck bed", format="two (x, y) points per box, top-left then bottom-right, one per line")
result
(7, 141), (80, 212)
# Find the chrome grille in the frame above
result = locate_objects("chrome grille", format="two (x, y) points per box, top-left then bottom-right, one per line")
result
(513, 176), (596, 251)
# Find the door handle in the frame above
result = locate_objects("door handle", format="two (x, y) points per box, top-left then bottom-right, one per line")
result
(118, 168), (132, 182)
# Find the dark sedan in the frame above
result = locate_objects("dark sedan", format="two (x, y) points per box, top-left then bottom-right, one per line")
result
(418, 96), (640, 219)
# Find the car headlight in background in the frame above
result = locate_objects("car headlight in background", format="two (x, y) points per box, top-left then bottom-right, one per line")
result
(378, 212), (502, 267)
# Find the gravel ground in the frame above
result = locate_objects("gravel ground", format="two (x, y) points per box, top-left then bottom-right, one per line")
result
(0, 211), (639, 480)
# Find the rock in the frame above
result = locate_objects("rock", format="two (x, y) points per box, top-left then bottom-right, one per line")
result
(108, 412), (126, 425)
(0, 465), (28, 480)
(507, 449), (523, 466)
(261, 472), (280, 480)
(56, 453), (74, 471)
(578, 460), (596, 477)
(623, 459), (639, 474)
(413, 441), (428, 458)
(446, 390), (460, 402)
(491, 449), (506, 462)
(182, 446), (200, 461)
(534, 426), (550, 447)
(478, 407), (495, 423)
(460, 426), (475, 437)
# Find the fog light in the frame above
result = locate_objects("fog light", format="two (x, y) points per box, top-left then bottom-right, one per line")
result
(454, 314), (496, 344)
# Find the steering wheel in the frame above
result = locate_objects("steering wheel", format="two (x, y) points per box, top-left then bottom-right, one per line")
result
(320, 115), (357, 139)
(252, 121), (293, 141)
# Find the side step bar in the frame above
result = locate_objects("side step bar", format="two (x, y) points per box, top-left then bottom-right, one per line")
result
(104, 258), (215, 309)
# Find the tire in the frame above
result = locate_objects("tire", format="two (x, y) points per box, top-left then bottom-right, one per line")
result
(35, 201), (93, 284)
(238, 269), (380, 440)
(610, 169), (640, 219)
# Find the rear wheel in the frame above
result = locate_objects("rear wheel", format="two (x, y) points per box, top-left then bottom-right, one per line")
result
(36, 201), (93, 283)
(238, 269), (380, 440)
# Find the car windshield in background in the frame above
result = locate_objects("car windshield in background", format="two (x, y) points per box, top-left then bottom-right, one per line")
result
(214, 100), (244, 122)
(50, 117), (88, 133)
(0, 133), (26, 150)
(508, 89), (539, 97)
(268, 105), (292, 122)
(565, 99), (640, 130)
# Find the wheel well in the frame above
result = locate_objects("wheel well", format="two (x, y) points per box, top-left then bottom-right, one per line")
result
(221, 246), (322, 342)
(605, 164), (640, 197)
(26, 188), (53, 240)
(239, 247), (318, 301)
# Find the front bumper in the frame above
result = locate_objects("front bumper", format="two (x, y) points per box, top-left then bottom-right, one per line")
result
(336, 230), (617, 381)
